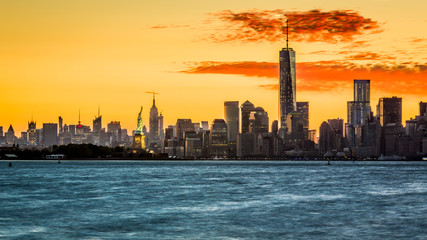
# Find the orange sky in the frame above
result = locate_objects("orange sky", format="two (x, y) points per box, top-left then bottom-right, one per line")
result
(0, 1), (426, 134)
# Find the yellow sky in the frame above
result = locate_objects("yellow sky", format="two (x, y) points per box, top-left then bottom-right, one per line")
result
(0, 0), (426, 134)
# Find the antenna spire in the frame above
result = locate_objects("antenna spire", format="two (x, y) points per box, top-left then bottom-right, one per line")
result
(98, 105), (100, 117)
(286, 19), (289, 50)
(78, 109), (81, 125)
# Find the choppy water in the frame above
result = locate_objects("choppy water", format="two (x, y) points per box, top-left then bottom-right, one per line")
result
(0, 160), (426, 239)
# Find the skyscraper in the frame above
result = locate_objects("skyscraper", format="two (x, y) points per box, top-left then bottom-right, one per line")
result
(28, 121), (37, 145)
(158, 113), (164, 140)
(279, 23), (296, 130)
(58, 116), (63, 133)
(5, 125), (15, 145)
(107, 121), (121, 144)
(149, 94), (159, 146)
(249, 107), (269, 135)
(285, 111), (304, 146)
(378, 96), (402, 126)
(346, 80), (371, 148)
(241, 100), (255, 134)
(318, 122), (332, 155)
(347, 80), (371, 126)
(176, 119), (194, 140)
(296, 102), (309, 140)
(93, 116), (102, 133)
(210, 119), (228, 157)
(42, 123), (58, 146)
(93, 108), (102, 134)
(420, 101), (427, 116)
(224, 101), (239, 156)
(92, 109), (102, 145)
(328, 118), (344, 151)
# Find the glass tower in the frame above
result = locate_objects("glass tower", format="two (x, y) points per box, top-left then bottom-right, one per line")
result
(224, 101), (239, 156)
(378, 96), (402, 126)
(347, 80), (371, 126)
(279, 47), (296, 129)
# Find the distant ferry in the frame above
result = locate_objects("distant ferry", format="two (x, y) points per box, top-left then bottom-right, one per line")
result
(45, 154), (65, 160)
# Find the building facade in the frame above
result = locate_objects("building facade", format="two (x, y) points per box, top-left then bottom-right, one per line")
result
(210, 119), (228, 157)
(279, 47), (296, 130)
(224, 101), (239, 157)
(42, 123), (58, 146)
(378, 97), (402, 126)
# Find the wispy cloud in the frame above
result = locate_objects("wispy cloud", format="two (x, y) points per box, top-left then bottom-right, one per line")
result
(345, 52), (396, 60)
(182, 61), (426, 96)
(181, 61), (277, 78)
(409, 37), (427, 43)
(207, 9), (382, 43)
(150, 24), (191, 29)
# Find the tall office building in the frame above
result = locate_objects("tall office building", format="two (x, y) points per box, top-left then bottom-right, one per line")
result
(158, 113), (164, 140)
(249, 107), (269, 134)
(5, 125), (15, 145)
(346, 80), (371, 148)
(224, 101), (239, 156)
(241, 100), (255, 134)
(328, 118), (344, 136)
(93, 108), (102, 134)
(296, 102), (309, 140)
(318, 122), (332, 155)
(93, 116), (102, 133)
(28, 121), (37, 145)
(149, 94), (159, 145)
(285, 111), (304, 147)
(347, 80), (371, 126)
(92, 110), (102, 145)
(279, 24), (296, 130)
(354, 80), (370, 102)
(378, 96), (402, 126)
(176, 119), (194, 140)
(328, 118), (344, 151)
(0, 126), (3, 137)
(58, 116), (63, 133)
(420, 101), (427, 116)
(42, 123), (58, 146)
(210, 119), (228, 157)
(107, 121), (121, 143)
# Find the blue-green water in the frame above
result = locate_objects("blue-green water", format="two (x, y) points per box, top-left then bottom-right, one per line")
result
(0, 161), (426, 239)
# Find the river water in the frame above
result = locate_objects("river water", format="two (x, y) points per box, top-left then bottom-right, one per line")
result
(1, 161), (426, 239)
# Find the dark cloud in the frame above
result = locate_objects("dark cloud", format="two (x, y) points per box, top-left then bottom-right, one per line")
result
(182, 61), (426, 96)
(208, 9), (382, 43)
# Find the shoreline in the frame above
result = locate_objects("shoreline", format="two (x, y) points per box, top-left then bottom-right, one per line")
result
(1, 158), (425, 162)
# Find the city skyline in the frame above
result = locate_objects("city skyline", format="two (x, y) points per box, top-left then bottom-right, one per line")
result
(1, 0), (426, 134)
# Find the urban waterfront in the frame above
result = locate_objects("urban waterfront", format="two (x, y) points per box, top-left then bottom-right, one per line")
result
(1, 161), (426, 239)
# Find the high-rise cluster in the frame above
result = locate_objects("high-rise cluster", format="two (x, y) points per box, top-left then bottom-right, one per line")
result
(0, 46), (425, 159)
(318, 79), (426, 158)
